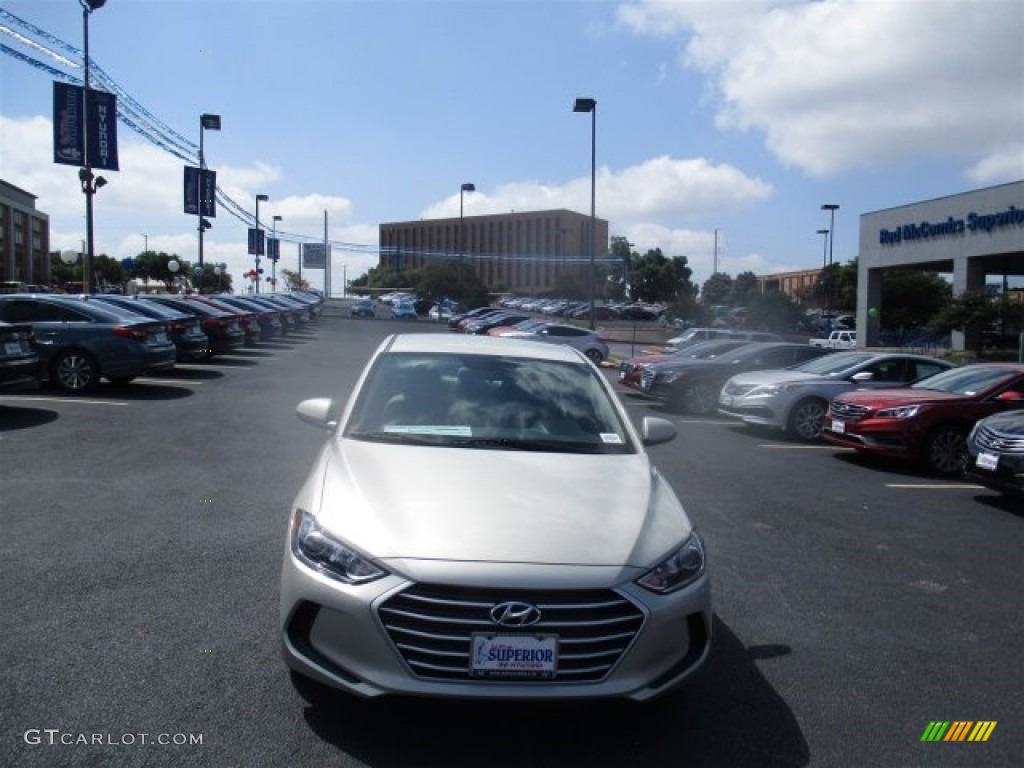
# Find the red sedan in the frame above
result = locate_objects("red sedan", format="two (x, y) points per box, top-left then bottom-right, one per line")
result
(822, 363), (1024, 475)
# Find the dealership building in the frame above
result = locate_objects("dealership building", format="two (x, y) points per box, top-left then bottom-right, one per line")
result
(858, 180), (1024, 350)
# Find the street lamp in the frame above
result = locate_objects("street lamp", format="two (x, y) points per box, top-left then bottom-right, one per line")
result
(79, 0), (106, 294)
(271, 215), (282, 292)
(198, 113), (221, 276)
(821, 204), (839, 317)
(573, 97), (597, 330)
(816, 229), (829, 310)
(460, 182), (475, 258)
(254, 193), (268, 293)
(79, 168), (107, 293)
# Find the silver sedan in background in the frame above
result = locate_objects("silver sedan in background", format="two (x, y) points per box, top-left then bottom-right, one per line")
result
(718, 350), (955, 441)
(280, 333), (710, 702)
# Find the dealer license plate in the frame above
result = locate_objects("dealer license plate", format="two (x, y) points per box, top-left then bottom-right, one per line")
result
(831, 419), (845, 434)
(4, 341), (23, 355)
(470, 634), (558, 679)
(975, 452), (999, 471)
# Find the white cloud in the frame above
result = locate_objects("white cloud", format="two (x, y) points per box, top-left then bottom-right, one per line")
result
(618, 0), (1024, 179)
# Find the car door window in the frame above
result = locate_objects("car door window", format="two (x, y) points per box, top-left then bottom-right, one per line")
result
(911, 361), (949, 381)
(865, 359), (906, 383)
(0, 299), (68, 323)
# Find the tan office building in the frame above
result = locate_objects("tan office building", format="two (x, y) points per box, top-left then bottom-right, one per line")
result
(0, 180), (51, 287)
(379, 209), (609, 295)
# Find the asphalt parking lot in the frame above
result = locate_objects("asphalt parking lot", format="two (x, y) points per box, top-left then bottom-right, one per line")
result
(1, 310), (1021, 768)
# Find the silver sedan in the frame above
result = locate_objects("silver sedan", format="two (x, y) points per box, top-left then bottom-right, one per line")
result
(718, 350), (955, 441)
(280, 333), (710, 702)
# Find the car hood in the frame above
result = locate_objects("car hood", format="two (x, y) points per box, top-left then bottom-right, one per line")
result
(306, 438), (691, 569)
(727, 370), (844, 387)
(834, 388), (970, 407)
(974, 411), (1024, 435)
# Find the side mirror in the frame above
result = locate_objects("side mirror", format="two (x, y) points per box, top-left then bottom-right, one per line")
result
(296, 398), (338, 430)
(641, 416), (677, 446)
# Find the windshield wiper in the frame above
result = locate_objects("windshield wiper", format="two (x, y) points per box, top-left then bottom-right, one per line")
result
(447, 436), (606, 453)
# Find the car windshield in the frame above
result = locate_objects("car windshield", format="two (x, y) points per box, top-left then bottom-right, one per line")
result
(791, 351), (877, 375)
(344, 352), (634, 454)
(910, 365), (1018, 395)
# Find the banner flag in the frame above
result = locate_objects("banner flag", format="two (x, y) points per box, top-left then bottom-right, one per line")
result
(53, 81), (84, 166)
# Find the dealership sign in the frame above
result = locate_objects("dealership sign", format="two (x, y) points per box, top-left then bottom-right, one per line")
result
(879, 204), (1024, 245)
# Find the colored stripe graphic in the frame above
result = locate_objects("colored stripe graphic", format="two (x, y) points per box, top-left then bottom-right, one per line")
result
(945, 721), (973, 741)
(968, 722), (997, 742)
(921, 721), (997, 742)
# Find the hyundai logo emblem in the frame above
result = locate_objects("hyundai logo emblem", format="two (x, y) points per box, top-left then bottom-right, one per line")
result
(489, 601), (542, 627)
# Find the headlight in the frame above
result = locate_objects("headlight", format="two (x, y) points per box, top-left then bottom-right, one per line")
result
(290, 508), (388, 584)
(637, 532), (706, 594)
(875, 404), (923, 419)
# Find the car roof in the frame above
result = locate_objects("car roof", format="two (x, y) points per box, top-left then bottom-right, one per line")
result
(383, 333), (585, 362)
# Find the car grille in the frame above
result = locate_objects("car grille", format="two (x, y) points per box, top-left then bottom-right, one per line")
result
(378, 584), (645, 683)
(975, 425), (1024, 454)
(829, 401), (870, 420)
(640, 368), (656, 391)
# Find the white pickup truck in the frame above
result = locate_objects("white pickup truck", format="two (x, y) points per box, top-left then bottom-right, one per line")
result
(810, 330), (857, 349)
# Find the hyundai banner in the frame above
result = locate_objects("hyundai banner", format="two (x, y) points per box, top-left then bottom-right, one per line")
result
(52, 82), (119, 171)
(52, 81), (84, 166)
(183, 167), (217, 217)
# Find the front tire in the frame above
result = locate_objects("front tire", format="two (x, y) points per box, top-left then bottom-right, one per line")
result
(584, 348), (604, 364)
(51, 350), (98, 393)
(787, 398), (828, 441)
(923, 425), (968, 476)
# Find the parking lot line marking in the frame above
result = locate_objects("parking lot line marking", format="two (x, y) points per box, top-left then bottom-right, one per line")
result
(0, 396), (128, 406)
(137, 377), (205, 385)
(758, 444), (838, 449)
(885, 483), (984, 490)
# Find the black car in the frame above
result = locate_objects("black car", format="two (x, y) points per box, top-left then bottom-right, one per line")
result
(0, 294), (176, 392)
(645, 342), (835, 414)
(0, 320), (39, 391)
(966, 410), (1024, 497)
(86, 294), (210, 361)
(140, 295), (245, 355)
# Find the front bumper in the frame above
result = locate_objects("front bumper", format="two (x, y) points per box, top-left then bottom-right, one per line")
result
(280, 548), (711, 702)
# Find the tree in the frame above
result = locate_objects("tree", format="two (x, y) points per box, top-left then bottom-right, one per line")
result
(131, 251), (182, 292)
(280, 269), (309, 291)
(746, 291), (804, 333)
(930, 291), (998, 355)
(732, 271), (760, 306)
(880, 270), (952, 330)
(416, 261), (489, 308)
(700, 273), (733, 306)
(628, 249), (697, 304)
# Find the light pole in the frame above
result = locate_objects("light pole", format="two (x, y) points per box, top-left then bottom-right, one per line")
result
(141, 233), (148, 254)
(79, 0), (106, 294)
(198, 113), (221, 275)
(254, 193), (268, 293)
(271, 215), (282, 292)
(79, 168), (106, 293)
(821, 204), (839, 317)
(460, 182), (475, 258)
(816, 229), (829, 310)
(573, 97), (597, 330)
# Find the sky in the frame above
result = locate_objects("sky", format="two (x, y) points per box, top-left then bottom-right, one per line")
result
(1, 0), (1022, 295)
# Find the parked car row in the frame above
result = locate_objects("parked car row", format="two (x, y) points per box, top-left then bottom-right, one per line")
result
(497, 295), (668, 323)
(619, 342), (1024, 490)
(0, 290), (323, 393)
(446, 307), (611, 363)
